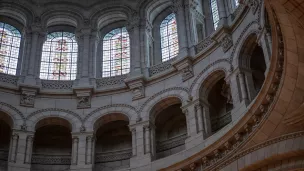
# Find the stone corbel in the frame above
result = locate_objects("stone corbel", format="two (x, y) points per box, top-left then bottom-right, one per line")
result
(20, 87), (38, 107)
(220, 33), (233, 53)
(125, 75), (146, 100)
(74, 88), (92, 109)
(172, 56), (194, 82)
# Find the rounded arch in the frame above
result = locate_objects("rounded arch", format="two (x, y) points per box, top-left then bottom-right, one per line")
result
(237, 33), (260, 69)
(0, 101), (25, 129)
(0, 3), (34, 27)
(84, 104), (138, 131)
(190, 59), (230, 99)
(0, 111), (14, 129)
(35, 117), (72, 131)
(230, 21), (260, 67)
(41, 10), (83, 28)
(93, 113), (129, 133)
(90, 6), (132, 30)
(149, 97), (182, 123)
(198, 70), (226, 99)
(139, 87), (189, 120)
(26, 108), (82, 132)
(137, 0), (171, 23)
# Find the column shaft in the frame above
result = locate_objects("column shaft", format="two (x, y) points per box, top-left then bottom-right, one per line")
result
(24, 135), (34, 163)
(202, 105), (212, 137)
(71, 137), (79, 165)
(144, 126), (151, 154)
(195, 104), (204, 132)
(238, 72), (248, 101)
(131, 129), (137, 156)
(86, 136), (92, 164)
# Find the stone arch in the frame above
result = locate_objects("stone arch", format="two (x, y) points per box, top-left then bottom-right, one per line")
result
(26, 108), (82, 132)
(139, 87), (189, 120)
(0, 2), (34, 27)
(230, 21), (260, 67)
(149, 97), (183, 123)
(198, 70), (226, 99)
(41, 10), (83, 28)
(84, 104), (138, 131)
(90, 6), (132, 30)
(93, 113), (129, 133)
(0, 102), (25, 129)
(138, 0), (172, 23)
(35, 117), (72, 131)
(190, 59), (230, 99)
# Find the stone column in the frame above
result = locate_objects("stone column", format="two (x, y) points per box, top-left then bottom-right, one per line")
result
(217, 0), (228, 27)
(9, 134), (19, 162)
(127, 13), (142, 75)
(171, 0), (190, 58)
(194, 103), (204, 133)
(71, 137), (79, 165)
(202, 102), (212, 137)
(85, 136), (93, 164)
(23, 24), (46, 84)
(144, 125), (151, 154)
(238, 72), (249, 102)
(131, 128), (137, 156)
(24, 135), (34, 164)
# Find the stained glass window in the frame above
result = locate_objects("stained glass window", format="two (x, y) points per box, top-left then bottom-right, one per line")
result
(234, 0), (239, 7)
(211, 0), (220, 30)
(102, 27), (130, 77)
(160, 13), (179, 62)
(0, 22), (21, 75)
(40, 32), (78, 80)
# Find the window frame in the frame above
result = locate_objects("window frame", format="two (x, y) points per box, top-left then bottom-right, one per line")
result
(39, 30), (78, 80)
(210, 0), (220, 30)
(0, 19), (24, 76)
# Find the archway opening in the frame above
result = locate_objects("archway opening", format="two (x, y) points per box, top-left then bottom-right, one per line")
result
(207, 78), (233, 133)
(31, 117), (72, 171)
(250, 45), (266, 95)
(152, 98), (187, 160)
(94, 113), (131, 171)
(0, 112), (12, 170)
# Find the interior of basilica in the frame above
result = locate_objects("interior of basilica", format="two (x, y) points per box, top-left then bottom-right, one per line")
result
(0, 0), (304, 171)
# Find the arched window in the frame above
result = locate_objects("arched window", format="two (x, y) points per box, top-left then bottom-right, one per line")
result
(102, 27), (130, 77)
(160, 13), (179, 62)
(210, 0), (220, 30)
(40, 32), (78, 80)
(0, 22), (21, 75)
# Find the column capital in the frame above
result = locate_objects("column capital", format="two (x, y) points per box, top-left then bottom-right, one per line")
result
(170, 0), (185, 13)
(126, 11), (141, 33)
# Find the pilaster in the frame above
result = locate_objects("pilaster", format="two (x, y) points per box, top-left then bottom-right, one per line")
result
(129, 121), (153, 167)
(8, 130), (33, 171)
(70, 132), (94, 171)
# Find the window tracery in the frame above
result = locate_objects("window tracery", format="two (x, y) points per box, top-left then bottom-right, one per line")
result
(0, 22), (21, 75)
(210, 0), (220, 29)
(102, 27), (130, 77)
(40, 32), (78, 80)
(160, 13), (179, 62)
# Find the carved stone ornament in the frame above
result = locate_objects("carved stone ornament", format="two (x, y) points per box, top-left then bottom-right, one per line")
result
(249, 0), (259, 14)
(125, 75), (145, 100)
(74, 89), (92, 109)
(220, 34), (233, 52)
(172, 56), (194, 82)
(20, 88), (37, 107)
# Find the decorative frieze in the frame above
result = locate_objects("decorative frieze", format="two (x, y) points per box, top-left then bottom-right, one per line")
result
(195, 37), (215, 53)
(0, 73), (18, 86)
(95, 149), (132, 163)
(149, 58), (175, 76)
(41, 80), (73, 90)
(31, 154), (71, 165)
(20, 87), (38, 107)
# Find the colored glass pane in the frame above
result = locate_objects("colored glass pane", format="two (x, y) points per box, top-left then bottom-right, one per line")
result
(0, 22), (21, 75)
(40, 32), (78, 80)
(102, 27), (130, 77)
(211, 0), (220, 29)
(235, 0), (239, 7)
(160, 13), (179, 62)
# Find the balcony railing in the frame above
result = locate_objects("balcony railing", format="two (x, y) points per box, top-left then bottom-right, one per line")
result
(95, 148), (132, 163)
(31, 154), (71, 165)
(211, 111), (232, 132)
(156, 133), (187, 152)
